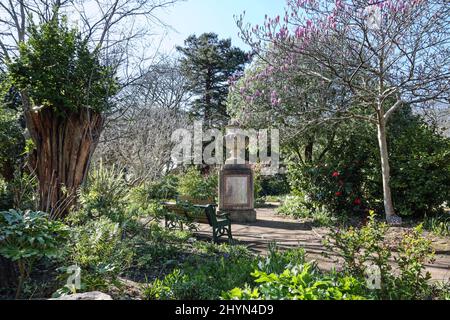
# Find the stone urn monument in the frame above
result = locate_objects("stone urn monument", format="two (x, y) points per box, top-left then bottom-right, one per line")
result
(218, 122), (257, 223)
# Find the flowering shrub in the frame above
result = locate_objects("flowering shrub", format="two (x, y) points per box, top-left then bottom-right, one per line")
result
(288, 161), (369, 216)
(286, 110), (450, 217)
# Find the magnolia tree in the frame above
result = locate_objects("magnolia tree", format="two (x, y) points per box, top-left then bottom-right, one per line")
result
(235, 0), (450, 223)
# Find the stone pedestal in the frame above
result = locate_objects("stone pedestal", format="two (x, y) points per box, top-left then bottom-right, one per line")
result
(219, 164), (257, 223)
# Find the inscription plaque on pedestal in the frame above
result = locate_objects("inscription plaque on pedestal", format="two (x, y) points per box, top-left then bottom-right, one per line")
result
(224, 176), (249, 206)
(219, 165), (257, 223)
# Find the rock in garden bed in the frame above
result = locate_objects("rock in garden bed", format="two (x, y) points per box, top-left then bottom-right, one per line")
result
(50, 291), (113, 300)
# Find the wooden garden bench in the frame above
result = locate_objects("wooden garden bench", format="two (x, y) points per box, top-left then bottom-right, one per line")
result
(162, 196), (233, 243)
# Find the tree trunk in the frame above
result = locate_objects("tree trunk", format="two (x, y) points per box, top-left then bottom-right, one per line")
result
(24, 106), (104, 219)
(376, 116), (401, 224)
(0, 256), (17, 294)
(304, 138), (314, 164)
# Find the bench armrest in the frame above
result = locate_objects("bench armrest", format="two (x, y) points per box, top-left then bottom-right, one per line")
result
(216, 211), (230, 219)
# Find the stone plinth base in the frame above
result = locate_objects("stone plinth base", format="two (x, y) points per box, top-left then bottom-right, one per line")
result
(226, 210), (257, 223)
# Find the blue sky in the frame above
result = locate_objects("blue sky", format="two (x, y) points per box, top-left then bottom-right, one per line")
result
(157, 0), (287, 53)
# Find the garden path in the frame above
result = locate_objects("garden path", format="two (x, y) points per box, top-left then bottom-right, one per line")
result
(195, 207), (450, 282)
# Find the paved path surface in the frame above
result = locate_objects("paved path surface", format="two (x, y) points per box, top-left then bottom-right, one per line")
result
(195, 207), (450, 282)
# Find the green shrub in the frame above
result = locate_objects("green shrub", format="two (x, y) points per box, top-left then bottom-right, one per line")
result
(130, 175), (179, 203)
(277, 196), (310, 218)
(387, 118), (450, 217)
(390, 225), (435, 300)
(258, 243), (306, 275)
(423, 214), (450, 237)
(0, 107), (25, 204)
(73, 163), (131, 226)
(0, 172), (38, 212)
(132, 223), (193, 270)
(177, 167), (217, 200)
(66, 217), (134, 292)
(143, 244), (311, 301)
(277, 196), (334, 226)
(143, 244), (256, 300)
(0, 210), (69, 298)
(259, 174), (290, 197)
(222, 263), (368, 300)
(254, 171), (263, 202)
(287, 109), (450, 217)
(288, 160), (369, 216)
(0, 177), (10, 210)
(434, 282), (450, 300)
(222, 246), (367, 300)
(324, 212), (436, 300)
(7, 15), (118, 114)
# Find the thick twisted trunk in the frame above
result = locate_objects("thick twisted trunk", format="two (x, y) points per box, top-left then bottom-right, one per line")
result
(24, 107), (104, 219)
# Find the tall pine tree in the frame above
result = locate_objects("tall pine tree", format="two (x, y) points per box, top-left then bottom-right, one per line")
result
(177, 33), (248, 128)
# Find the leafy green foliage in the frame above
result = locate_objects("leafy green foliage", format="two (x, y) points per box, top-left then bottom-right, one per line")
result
(391, 225), (435, 300)
(7, 15), (118, 114)
(287, 110), (450, 217)
(177, 167), (217, 200)
(65, 217), (133, 292)
(72, 163), (131, 226)
(143, 244), (255, 300)
(222, 245), (367, 300)
(0, 210), (68, 298)
(423, 214), (450, 237)
(130, 174), (179, 203)
(257, 243), (306, 275)
(286, 120), (378, 215)
(277, 196), (334, 227)
(0, 172), (38, 212)
(131, 223), (192, 271)
(222, 264), (368, 300)
(324, 212), (437, 300)
(0, 177), (11, 210)
(0, 98), (30, 211)
(0, 107), (24, 183)
(0, 210), (68, 262)
(259, 174), (290, 197)
(324, 212), (391, 279)
(387, 117), (450, 216)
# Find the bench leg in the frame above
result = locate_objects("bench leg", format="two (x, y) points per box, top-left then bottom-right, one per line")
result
(227, 224), (233, 245)
(212, 228), (219, 244)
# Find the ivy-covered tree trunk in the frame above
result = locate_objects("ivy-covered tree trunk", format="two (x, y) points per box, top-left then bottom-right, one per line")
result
(24, 105), (104, 219)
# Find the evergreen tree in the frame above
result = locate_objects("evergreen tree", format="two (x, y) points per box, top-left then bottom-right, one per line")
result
(177, 33), (248, 128)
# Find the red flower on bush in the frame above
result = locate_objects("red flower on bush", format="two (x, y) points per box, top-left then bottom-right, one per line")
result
(354, 198), (362, 205)
(335, 192), (342, 197)
(332, 171), (340, 177)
